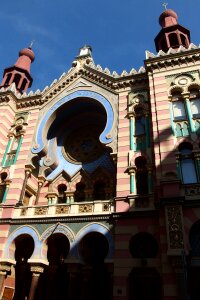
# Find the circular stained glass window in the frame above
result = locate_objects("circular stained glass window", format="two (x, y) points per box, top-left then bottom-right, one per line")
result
(62, 125), (105, 164)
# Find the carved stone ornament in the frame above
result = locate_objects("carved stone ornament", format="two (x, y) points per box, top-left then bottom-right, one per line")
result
(79, 204), (93, 213)
(56, 205), (69, 214)
(128, 91), (148, 106)
(0, 264), (11, 275)
(166, 206), (184, 249)
(34, 207), (48, 215)
(103, 203), (110, 212)
(20, 208), (28, 216)
(30, 266), (44, 275)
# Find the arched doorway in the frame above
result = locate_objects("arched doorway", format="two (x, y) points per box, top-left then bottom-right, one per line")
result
(128, 233), (161, 300)
(36, 233), (70, 300)
(78, 232), (112, 300)
(128, 268), (162, 300)
(188, 221), (200, 300)
(13, 234), (34, 300)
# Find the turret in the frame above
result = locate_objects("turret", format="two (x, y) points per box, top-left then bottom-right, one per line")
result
(0, 46), (35, 93)
(155, 8), (191, 52)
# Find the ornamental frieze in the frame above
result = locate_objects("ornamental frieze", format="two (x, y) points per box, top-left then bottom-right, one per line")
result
(166, 206), (184, 250)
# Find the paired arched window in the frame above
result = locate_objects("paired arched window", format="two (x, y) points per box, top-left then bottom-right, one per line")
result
(175, 122), (189, 137)
(178, 142), (197, 184)
(4, 136), (21, 167)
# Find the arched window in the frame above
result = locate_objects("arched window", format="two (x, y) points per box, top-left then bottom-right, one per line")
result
(5, 73), (12, 86)
(135, 116), (145, 136)
(74, 182), (86, 202)
(93, 180), (106, 200)
(159, 37), (168, 52)
(129, 233), (159, 258)
(169, 32), (179, 48)
(57, 184), (67, 203)
(180, 34), (187, 47)
(195, 120), (200, 134)
(135, 157), (148, 194)
(178, 142), (197, 184)
(13, 73), (21, 88)
(20, 78), (27, 92)
(172, 94), (186, 121)
(175, 123), (182, 137)
(190, 89), (200, 119)
(4, 136), (20, 167)
(182, 122), (189, 136)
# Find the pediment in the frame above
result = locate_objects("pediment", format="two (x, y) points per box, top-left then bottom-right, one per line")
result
(67, 79), (93, 92)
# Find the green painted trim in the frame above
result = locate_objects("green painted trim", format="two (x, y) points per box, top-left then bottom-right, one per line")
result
(169, 103), (175, 136)
(185, 99), (195, 132)
(130, 118), (135, 151)
(2, 186), (9, 203)
(2, 138), (12, 166)
(130, 173), (135, 194)
(145, 116), (150, 148)
(13, 136), (23, 165)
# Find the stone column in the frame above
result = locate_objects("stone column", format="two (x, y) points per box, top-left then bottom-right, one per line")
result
(81, 266), (92, 300)
(1, 135), (12, 167)
(45, 265), (58, 300)
(28, 265), (44, 300)
(127, 166), (136, 194)
(0, 263), (11, 300)
(35, 176), (45, 205)
(67, 264), (80, 300)
(16, 165), (33, 206)
(129, 114), (135, 151)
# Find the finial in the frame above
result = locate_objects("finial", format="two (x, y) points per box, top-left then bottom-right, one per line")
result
(29, 40), (35, 49)
(162, 2), (168, 10)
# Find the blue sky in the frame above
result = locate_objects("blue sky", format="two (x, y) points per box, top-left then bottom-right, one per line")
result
(0, 0), (199, 91)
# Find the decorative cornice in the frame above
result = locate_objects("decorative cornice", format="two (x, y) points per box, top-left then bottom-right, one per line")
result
(0, 85), (46, 109)
(145, 44), (200, 72)
(43, 65), (148, 102)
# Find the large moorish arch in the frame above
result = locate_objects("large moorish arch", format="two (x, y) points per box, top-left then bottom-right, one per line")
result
(31, 90), (117, 180)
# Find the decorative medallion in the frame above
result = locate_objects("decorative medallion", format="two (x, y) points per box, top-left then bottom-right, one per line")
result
(34, 207), (48, 215)
(79, 204), (93, 213)
(178, 78), (188, 86)
(56, 205), (69, 214)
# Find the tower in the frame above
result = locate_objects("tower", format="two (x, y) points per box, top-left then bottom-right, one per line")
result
(0, 46), (35, 93)
(155, 8), (191, 52)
